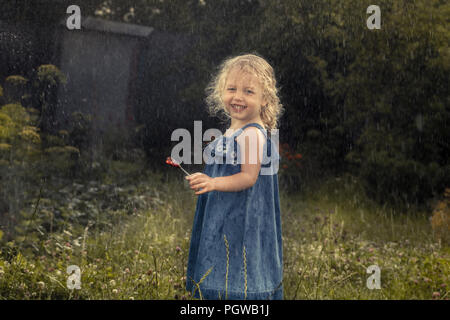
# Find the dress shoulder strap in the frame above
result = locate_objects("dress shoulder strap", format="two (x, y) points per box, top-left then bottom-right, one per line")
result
(234, 122), (268, 139)
(232, 123), (277, 161)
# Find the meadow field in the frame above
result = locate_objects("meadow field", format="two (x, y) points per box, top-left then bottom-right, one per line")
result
(0, 160), (448, 300)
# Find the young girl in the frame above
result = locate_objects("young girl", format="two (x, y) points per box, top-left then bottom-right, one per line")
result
(185, 54), (284, 300)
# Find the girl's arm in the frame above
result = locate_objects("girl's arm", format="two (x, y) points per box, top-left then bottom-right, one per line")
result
(187, 127), (265, 194)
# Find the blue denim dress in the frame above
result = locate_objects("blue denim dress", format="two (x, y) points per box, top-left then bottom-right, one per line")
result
(185, 122), (283, 300)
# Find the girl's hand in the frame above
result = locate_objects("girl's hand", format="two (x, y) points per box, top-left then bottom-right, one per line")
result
(186, 173), (216, 195)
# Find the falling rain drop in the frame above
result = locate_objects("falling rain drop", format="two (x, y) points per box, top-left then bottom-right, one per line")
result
(415, 114), (423, 131)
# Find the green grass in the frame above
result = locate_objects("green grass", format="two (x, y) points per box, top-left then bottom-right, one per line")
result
(0, 166), (448, 300)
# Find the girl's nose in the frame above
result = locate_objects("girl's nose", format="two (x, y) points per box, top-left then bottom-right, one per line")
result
(232, 90), (243, 101)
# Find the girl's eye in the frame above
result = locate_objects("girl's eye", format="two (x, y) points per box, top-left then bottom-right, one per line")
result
(227, 87), (236, 91)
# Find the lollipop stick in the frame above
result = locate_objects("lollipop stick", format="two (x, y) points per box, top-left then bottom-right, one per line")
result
(166, 156), (191, 176)
(178, 165), (190, 176)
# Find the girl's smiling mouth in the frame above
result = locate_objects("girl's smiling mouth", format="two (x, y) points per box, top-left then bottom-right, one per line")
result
(231, 104), (247, 112)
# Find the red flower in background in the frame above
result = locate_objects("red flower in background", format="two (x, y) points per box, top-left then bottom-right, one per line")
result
(279, 143), (303, 170)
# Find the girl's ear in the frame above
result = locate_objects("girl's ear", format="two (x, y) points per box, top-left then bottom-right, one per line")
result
(261, 92), (268, 108)
(260, 103), (268, 114)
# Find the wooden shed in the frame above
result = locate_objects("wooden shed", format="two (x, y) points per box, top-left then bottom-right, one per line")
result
(55, 16), (153, 149)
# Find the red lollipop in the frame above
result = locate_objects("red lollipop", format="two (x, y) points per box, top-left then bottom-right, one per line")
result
(165, 157), (190, 176)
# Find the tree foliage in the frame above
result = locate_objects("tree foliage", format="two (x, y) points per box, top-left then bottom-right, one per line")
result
(89, 0), (449, 208)
(3, 0), (448, 209)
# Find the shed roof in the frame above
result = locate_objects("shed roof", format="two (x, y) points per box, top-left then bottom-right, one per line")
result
(61, 16), (153, 38)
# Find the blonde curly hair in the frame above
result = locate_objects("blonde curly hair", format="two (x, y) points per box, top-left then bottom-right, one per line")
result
(205, 53), (284, 130)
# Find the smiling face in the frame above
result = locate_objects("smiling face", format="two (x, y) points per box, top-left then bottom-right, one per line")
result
(222, 67), (267, 129)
